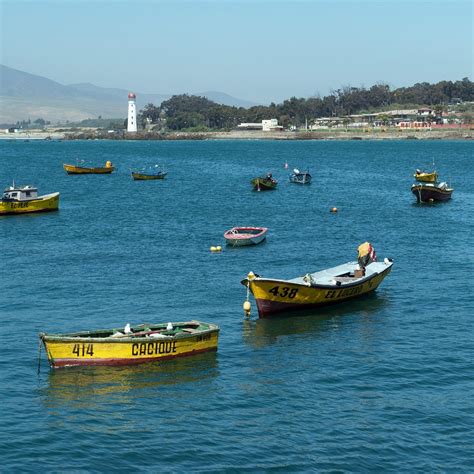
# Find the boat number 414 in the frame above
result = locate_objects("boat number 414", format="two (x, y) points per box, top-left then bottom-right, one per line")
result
(72, 343), (94, 357)
(269, 286), (298, 299)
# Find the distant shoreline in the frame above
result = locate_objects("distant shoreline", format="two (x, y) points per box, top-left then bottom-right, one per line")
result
(1, 128), (473, 141)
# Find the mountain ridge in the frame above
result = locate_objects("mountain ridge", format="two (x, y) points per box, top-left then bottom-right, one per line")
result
(0, 65), (259, 123)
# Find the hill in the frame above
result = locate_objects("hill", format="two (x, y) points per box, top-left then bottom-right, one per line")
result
(0, 65), (258, 123)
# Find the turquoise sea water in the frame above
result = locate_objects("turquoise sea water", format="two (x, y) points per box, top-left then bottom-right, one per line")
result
(1, 139), (473, 472)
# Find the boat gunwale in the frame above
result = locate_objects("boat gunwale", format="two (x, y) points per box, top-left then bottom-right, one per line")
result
(224, 226), (268, 240)
(40, 322), (219, 342)
(1, 191), (60, 203)
(242, 262), (393, 291)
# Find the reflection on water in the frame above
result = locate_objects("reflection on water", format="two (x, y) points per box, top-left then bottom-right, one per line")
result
(42, 352), (219, 407)
(242, 293), (389, 348)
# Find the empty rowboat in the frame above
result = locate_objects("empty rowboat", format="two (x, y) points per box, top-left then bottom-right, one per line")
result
(40, 320), (220, 368)
(224, 226), (268, 246)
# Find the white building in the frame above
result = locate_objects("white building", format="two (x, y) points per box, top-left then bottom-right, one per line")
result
(237, 118), (283, 131)
(127, 92), (137, 132)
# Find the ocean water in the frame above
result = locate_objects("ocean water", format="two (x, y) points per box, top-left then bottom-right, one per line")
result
(0, 139), (473, 472)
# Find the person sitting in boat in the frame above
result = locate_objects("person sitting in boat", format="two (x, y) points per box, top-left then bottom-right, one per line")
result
(105, 160), (113, 168)
(357, 242), (377, 269)
(416, 169), (422, 175)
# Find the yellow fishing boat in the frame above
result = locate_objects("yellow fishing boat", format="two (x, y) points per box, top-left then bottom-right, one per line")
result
(242, 243), (393, 318)
(0, 184), (59, 215)
(40, 320), (219, 368)
(414, 169), (438, 183)
(63, 160), (115, 174)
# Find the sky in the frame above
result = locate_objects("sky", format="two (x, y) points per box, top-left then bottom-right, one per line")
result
(1, 0), (473, 104)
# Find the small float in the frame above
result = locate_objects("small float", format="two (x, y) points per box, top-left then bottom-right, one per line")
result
(0, 183), (59, 215)
(224, 226), (268, 247)
(241, 242), (393, 318)
(40, 320), (220, 368)
(63, 160), (115, 174)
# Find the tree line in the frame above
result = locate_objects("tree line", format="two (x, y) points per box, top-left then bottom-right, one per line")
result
(137, 77), (473, 132)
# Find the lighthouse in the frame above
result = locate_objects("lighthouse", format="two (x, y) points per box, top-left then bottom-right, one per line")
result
(127, 92), (137, 132)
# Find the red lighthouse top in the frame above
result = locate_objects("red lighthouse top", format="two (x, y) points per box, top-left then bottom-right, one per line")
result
(128, 92), (136, 99)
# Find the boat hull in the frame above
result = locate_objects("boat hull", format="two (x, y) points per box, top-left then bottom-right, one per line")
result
(225, 235), (266, 246)
(411, 184), (453, 202)
(0, 193), (60, 215)
(289, 174), (311, 184)
(40, 322), (219, 368)
(132, 172), (167, 180)
(244, 264), (392, 318)
(64, 164), (115, 174)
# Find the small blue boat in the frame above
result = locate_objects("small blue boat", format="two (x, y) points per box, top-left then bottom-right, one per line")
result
(289, 169), (311, 184)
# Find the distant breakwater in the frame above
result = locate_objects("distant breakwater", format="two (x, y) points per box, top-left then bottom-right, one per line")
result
(2, 128), (472, 142)
(63, 129), (474, 141)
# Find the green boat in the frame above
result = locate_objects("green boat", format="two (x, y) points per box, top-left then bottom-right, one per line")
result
(251, 174), (278, 191)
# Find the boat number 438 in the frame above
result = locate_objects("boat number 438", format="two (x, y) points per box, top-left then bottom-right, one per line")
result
(268, 286), (298, 299)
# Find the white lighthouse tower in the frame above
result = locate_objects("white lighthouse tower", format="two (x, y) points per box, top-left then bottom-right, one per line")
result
(127, 92), (137, 132)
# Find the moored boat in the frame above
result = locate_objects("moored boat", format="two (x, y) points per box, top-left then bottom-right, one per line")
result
(63, 160), (115, 174)
(0, 183), (59, 215)
(241, 242), (393, 318)
(289, 168), (311, 184)
(40, 320), (220, 368)
(131, 166), (167, 180)
(414, 169), (438, 183)
(411, 182), (453, 202)
(224, 226), (268, 246)
(251, 173), (278, 191)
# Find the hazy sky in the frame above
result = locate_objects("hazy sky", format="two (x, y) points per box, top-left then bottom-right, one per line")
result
(1, 0), (472, 104)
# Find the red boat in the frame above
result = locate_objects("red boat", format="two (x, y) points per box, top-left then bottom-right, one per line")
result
(224, 226), (268, 246)
(411, 182), (453, 203)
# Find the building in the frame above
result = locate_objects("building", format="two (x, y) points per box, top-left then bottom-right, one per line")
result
(237, 118), (283, 131)
(127, 92), (137, 132)
(262, 119), (283, 131)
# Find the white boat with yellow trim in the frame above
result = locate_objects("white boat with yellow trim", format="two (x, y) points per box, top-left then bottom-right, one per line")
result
(0, 184), (59, 215)
(40, 320), (220, 368)
(242, 243), (393, 318)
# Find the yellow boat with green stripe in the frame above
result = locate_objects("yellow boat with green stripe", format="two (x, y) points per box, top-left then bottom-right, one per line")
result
(242, 244), (393, 318)
(40, 321), (219, 368)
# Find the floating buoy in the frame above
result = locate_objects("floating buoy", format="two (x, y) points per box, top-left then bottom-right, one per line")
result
(210, 246), (217, 252)
(331, 207), (338, 213)
(243, 300), (251, 316)
(216, 246), (222, 252)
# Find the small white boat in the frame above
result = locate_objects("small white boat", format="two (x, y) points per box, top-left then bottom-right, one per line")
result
(289, 168), (311, 184)
(224, 226), (268, 247)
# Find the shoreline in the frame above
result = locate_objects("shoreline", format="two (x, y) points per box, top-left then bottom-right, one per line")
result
(1, 128), (473, 141)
